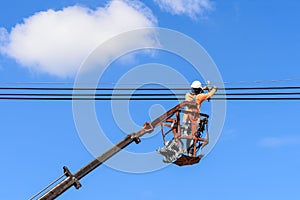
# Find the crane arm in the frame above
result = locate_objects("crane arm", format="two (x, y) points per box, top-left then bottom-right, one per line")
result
(33, 101), (195, 200)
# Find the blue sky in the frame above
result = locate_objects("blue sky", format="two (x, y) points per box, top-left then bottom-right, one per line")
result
(1, 0), (300, 199)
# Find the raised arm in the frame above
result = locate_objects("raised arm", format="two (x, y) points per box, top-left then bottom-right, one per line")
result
(197, 85), (217, 102)
(205, 85), (217, 99)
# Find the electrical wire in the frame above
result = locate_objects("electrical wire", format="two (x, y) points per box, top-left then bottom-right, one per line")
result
(1, 77), (300, 85)
(1, 97), (300, 101)
(28, 173), (66, 200)
(1, 92), (300, 96)
(0, 93), (185, 97)
(1, 86), (300, 101)
(1, 86), (300, 91)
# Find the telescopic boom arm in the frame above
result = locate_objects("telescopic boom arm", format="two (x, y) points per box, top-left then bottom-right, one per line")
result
(34, 101), (192, 200)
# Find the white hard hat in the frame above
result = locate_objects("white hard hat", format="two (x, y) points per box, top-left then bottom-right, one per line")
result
(191, 80), (202, 88)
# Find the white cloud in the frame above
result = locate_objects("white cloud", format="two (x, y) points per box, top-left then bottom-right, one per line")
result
(153, 0), (214, 19)
(259, 135), (300, 148)
(0, 28), (8, 44)
(0, 0), (157, 77)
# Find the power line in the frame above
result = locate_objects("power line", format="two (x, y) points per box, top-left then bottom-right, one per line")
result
(0, 87), (187, 91)
(1, 85), (300, 101)
(1, 77), (300, 85)
(1, 92), (300, 96)
(1, 86), (300, 91)
(219, 86), (300, 91)
(0, 97), (183, 101)
(222, 78), (300, 85)
(0, 93), (184, 97)
(1, 96), (299, 101)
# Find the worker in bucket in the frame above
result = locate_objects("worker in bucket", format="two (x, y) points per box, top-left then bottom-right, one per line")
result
(182, 80), (217, 155)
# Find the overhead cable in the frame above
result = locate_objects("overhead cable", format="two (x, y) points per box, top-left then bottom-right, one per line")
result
(1, 77), (300, 85)
(1, 85), (300, 101)
(1, 97), (300, 101)
(1, 86), (300, 91)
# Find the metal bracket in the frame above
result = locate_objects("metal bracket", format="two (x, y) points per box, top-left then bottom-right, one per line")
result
(63, 166), (82, 189)
(133, 136), (141, 144)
